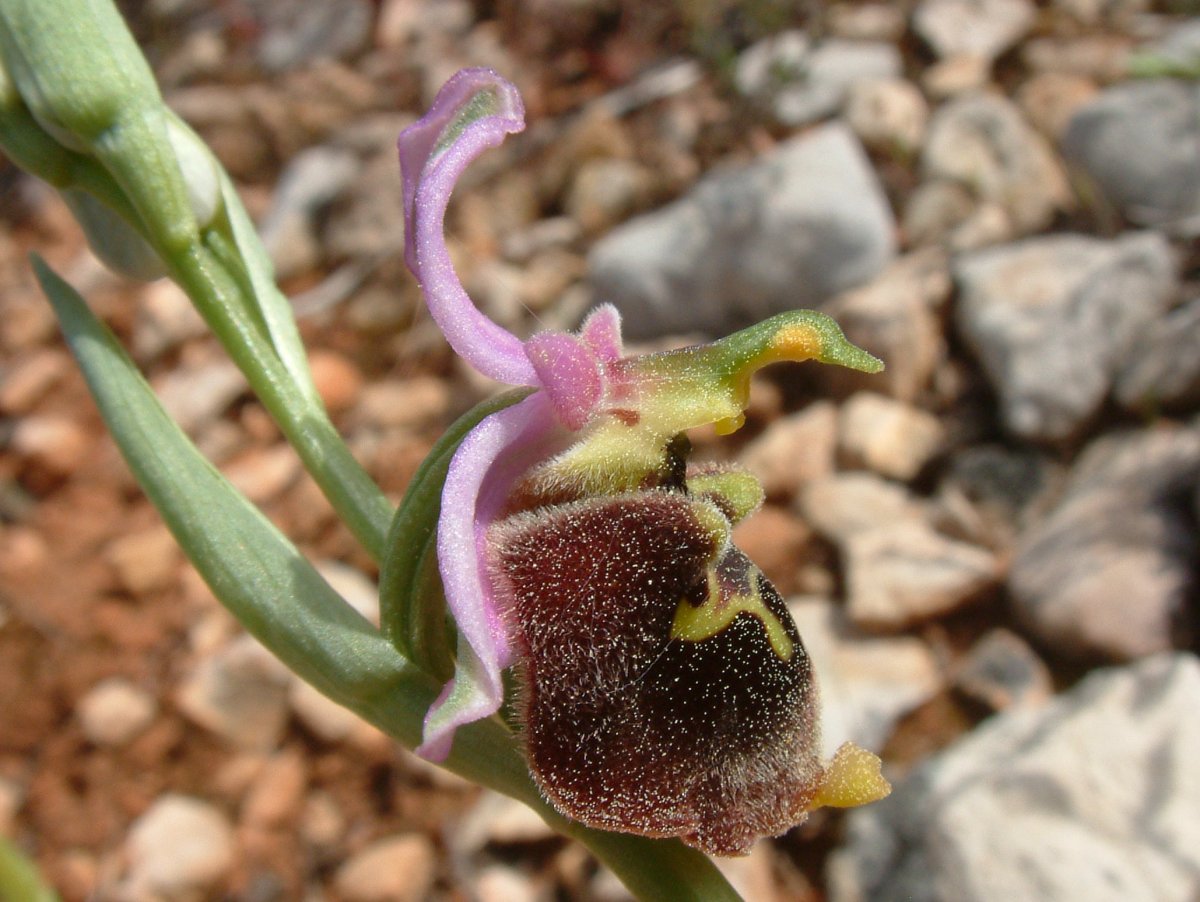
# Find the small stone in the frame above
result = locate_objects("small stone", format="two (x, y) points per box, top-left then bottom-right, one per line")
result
(922, 55), (992, 99)
(0, 348), (69, 415)
(740, 402), (838, 499)
(242, 748), (308, 829)
(923, 93), (1070, 235)
(1063, 80), (1200, 233)
(333, 834), (437, 902)
(565, 158), (653, 234)
(106, 526), (181, 595)
(827, 3), (906, 41)
(902, 180), (977, 248)
(844, 520), (999, 631)
(914, 0), (1036, 62)
(937, 445), (1062, 547)
(799, 472), (924, 543)
(838, 393), (945, 482)
(830, 654), (1200, 902)
(308, 350), (363, 414)
(133, 279), (207, 361)
(1016, 72), (1098, 140)
(1010, 427), (1200, 661)
(954, 628), (1053, 711)
(260, 145), (358, 278)
(154, 358), (247, 435)
(736, 33), (902, 126)
(472, 866), (540, 902)
(1116, 296), (1200, 412)
(313, 560), (379, 624)
(590, 122), (895, 339)
(452, 791), (555, 855)
(790, 597), (942, 755)
(955, 232), (1177, 441)
(126, 795), (235, 899)
(253, 0), (373, 73)
(176, 634), (292, 751)
(300, 790), (345, 850)
(10, 415), (90, 474)
(77, 677), (158, 747)
(222, 445), (301, 505)
(289, 678), (360, 742)
(356, 377), (452, 432)
(845, 77), (929, 156)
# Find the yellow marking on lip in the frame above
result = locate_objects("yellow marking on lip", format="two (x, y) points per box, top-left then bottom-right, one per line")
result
(670, 569), (794, 660)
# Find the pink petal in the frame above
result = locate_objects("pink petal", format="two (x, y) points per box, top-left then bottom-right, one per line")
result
(399, 68), (537, 386)
(418, 391), (560, 759)
(579, 304), (624, 363)
(524, 332), (604, 431)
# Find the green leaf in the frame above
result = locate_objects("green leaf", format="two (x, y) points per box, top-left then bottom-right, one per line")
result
(379, 388), (533, 676)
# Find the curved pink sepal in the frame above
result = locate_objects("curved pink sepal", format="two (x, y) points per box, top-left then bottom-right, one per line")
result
(399, 68), (537, 386)
(418, 392), (559, 760)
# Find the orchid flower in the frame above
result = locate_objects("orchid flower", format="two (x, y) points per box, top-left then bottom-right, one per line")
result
(400, 68), (891, 854)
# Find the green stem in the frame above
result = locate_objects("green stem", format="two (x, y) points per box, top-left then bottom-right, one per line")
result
(0, 837), (58, 902)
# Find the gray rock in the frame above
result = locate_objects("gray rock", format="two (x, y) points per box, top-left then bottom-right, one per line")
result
(844, 519), (999, 631)
(1116, 296), (1200, 410)
(126, 795), (236, 899)
(1063, 80), (1200, 234)
(953, 628), (1053, 711)
(913, 0), (1036, 62)
(937, 445), (1062, 547)
(789, 597), (942, 755)
(829, 654), (1200, 902)
(260, 145), (358, 279)
(955, 232), (1176, 441)
(250, 0), (373, 72)
(589, 123), (896, 339)
(923, 93), (1070, 235)
(736, 33), (902, 126)
(1010, 427), (1200, 661)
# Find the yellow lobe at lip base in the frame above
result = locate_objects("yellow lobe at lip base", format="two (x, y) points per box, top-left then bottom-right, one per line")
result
(810, 742), (892, 810)
(670, 568), (795, 661)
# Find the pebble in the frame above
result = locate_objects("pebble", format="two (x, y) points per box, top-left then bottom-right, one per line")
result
(333, 834), (437, 902)
(922, 93), (1069, 235)
(308, 349), (363, 414)
(954, 628), (1053, 711)
(843, 519), (999, 631)
(565, 157), (654, 234)
(740, 402), (838, 499)
(821, 250), (949, 402)
(799, 472), (924, 543)
(1063, 79), (1200, 234)
(252, 0), (373, 73)
(913, 0), (1036, 62)
(845, 77), (929, 156)
(589, 122), (895, 339)
(0, 348), (69, 415)
(241, 748), (308, 829)
(936, 444), (1061, 547)
(922, 55), (993, 99)
(300, 790), (346, 851)
(838, 392), (945, 482)
(472, 865), (542, 902)
(829, 654), (1200, 902)
(313, 559), (379, 624)
(1016, 72), (1098, 140)
(222, 445), (302, 505)
(827, 3), (906, 41)
(176, 634), (293, 751)
(1116, 296), (1200, 412)
(1010, 426), (1200, 661)
(356, 377), (452, 432)
(736, 32), (902, 126)
(451, 791), (555, 856)
(902, 180), (977, 248)
(105, 526), (181, 596)
(955, 231), (1176, 441)
(133, 279), (208, 362)
(259, 145), (358, 279)
(77, 677), (158, 747)
(10, 415), (90, 475)
(154, 358), (247, 435)
(790, 597), (942, 755)
(289, 678), (361, 742)
(125, 795), (236, 899)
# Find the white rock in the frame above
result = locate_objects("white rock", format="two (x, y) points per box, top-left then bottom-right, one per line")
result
(176, 634), (292, 751)
(790, 597), (942, 756)
(333, 834), (437, 902)
(838, 393), (944, 482)
(133, 279), (207, 361)
(844, 520), (999, 631)
(829, 654), (1200, 902)
(845, 77), (929, 155)
(126, 795), (235, 899)
(451, 791), (554, 856)
(799, 472), (924, 543)
(314, 560), (380, 625)
(153, 358), (247, 435)
(78, 677), (158, 747)
(289, 678), (361, 742)
(914, 0), (1036, 62)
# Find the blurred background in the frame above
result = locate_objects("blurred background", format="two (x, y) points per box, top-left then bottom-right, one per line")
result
(1, 0), (1198, 899)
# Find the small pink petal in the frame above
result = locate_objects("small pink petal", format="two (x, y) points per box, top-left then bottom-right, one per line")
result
(524, 332), (604, 431)
(580, 304), (624, 363)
